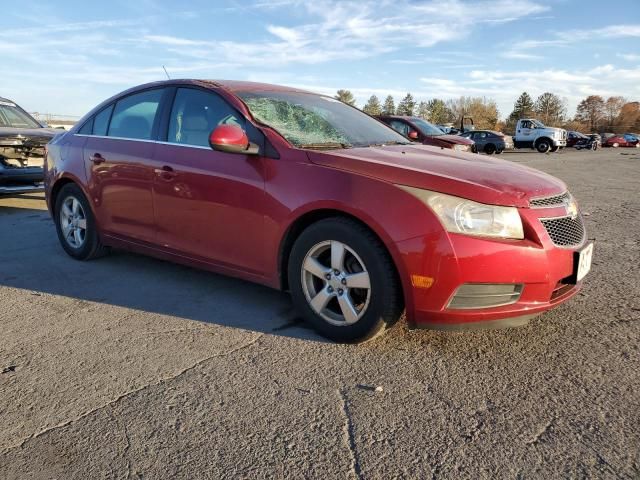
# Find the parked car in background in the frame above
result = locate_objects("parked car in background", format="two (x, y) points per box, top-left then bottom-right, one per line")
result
(604, 133), (640, 148)
(574, 134), (600, 151)
(567, 131), (588, 148)
(377, 115), (475, 152)
(45, 79), (591, 342)
(513, 119), (567, 153)
(459, 130), (512, 155)
(0, 96), (61, 194)
(436, 124), (459, 135)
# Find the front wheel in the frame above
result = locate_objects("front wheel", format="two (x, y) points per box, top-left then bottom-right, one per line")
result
(536, 139), (551, 153)
(288, 218), (403, 343)
(54, 183), (108, 260)
(484, 143), (496, 155)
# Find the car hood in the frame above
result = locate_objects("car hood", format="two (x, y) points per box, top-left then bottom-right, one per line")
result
(308, 144), (566, 208)
(427, 134), (473, 145)
(0, 127), (60, 144)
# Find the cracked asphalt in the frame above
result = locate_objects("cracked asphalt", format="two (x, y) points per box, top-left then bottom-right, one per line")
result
(1, 148), (639, 479)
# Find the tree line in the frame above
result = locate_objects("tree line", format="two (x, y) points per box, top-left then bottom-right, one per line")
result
(334, 89), (640, 134)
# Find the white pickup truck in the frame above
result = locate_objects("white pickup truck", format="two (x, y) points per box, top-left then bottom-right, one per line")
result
(513, 118), (567, 153)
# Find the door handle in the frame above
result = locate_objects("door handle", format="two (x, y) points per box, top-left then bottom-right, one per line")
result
(90, 153), (105, 164)
(154, 165), (177, 180)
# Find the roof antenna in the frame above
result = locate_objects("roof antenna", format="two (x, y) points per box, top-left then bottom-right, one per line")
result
(162, 65), (171, 79)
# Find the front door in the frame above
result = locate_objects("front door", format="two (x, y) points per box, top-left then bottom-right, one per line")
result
(152, 87), (267, 275)
(83, 88), (164, 244)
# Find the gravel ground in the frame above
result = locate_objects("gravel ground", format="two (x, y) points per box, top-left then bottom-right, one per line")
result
(0, 148), (639, 479)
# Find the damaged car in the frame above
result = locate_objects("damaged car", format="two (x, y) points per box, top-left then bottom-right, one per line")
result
(0, 97), (61, 195)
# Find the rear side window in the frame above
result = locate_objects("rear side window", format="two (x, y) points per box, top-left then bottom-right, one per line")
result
(167, 88), (244, 147)
(93, 105), (113, 136)
(78, 119), (93, 135)
(108, 89), (163, 140)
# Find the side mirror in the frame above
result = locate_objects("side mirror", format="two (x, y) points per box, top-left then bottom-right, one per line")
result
(208, 125), (259, 155)
(408, 130), (419, 140)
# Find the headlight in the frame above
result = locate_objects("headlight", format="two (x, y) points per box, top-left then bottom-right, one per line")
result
(453, 144), (470, 152)
(398, 186), (524, 239)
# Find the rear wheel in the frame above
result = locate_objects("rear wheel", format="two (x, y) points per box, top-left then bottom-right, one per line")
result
(288, 218), (403, 343)
(484, 143), (496, 155)
(536, 139), (551, 153)
(54, 183), (108, 260)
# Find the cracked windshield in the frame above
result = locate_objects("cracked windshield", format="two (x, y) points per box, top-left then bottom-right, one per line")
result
(239, 91), (409, 149)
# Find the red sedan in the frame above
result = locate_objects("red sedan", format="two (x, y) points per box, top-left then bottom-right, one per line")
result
(376, 115), (476, 153)
(604, 134), (640, 148)
(45, 80), (592, 342)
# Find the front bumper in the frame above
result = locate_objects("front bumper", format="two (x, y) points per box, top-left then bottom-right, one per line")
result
(552, 139), (567, 147)
(396, 206), (588, 330)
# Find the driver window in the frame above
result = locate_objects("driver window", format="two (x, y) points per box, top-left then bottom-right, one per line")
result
(389, 120), (409, 136)
(168, 88), (244, 147)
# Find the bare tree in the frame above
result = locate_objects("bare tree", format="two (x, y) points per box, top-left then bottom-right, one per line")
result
(575, 95), (605, 131)
(534, 92), (566, 126)
(604, 96), (626, 129)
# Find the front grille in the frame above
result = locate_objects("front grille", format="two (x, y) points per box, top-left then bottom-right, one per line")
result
(540, 215), (586, 247)
(529, 191), (571, 208)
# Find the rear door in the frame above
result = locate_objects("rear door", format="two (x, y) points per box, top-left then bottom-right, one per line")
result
(151, 87), (267, 275)
(82, 88), (165, 244)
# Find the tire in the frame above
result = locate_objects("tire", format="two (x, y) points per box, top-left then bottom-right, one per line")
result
(495, 149), (503, 155)
(484, 143), (496, 155)
(536, 139), (551, 153)
(288, 217), (403, 343)
(550, 145), (559, 153)
(54, 183), (108, 260)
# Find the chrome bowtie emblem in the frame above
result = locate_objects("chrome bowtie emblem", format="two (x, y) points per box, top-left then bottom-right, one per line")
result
(565, 198), (578, 219)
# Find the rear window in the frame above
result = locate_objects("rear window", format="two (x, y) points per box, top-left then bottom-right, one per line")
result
(108, 89), (163, 140)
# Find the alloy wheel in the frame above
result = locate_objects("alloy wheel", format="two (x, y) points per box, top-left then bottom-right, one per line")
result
(300, 240), (371, 326)
(60, 196), (87, 248)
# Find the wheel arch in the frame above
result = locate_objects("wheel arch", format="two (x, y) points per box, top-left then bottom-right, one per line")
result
(277, 208), (407, 311)
(49, 175), (95, 219)
(535, 136), (553, 146)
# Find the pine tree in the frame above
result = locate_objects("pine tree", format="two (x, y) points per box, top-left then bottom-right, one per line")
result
(334, 89), (356, 106)
(426, 99), (450, 124)
(363, 95), (382, 116)
(396, 93), (416, 116)
(509, 92), (535, 121)
(382, 95), (395, 115)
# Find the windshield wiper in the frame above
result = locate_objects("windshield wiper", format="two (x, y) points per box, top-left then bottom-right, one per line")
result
(298, 142), (352, 150)
(362, 141), (412, 147)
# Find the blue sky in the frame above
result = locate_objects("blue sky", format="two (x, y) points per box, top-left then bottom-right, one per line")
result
(2, 0), (639, 119)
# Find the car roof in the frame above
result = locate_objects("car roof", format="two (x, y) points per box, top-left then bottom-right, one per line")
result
(0, 96), (16, 104)
(117, 79), (317, 97)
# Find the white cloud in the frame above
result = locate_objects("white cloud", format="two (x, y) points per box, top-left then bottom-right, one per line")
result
(617, 53), (640, 62)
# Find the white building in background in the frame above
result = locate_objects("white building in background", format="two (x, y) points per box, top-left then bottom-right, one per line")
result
(30, 112), (78, 130)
